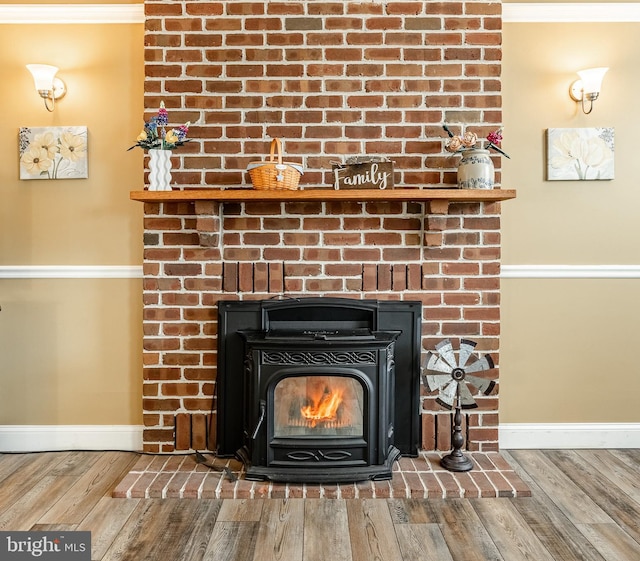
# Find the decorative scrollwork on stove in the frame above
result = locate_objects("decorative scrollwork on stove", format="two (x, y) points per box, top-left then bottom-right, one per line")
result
(263, 350), (376, 365)
(286, 450), (320, 461)
(286, 450), (353, 462)
(243, 352), (254, 377)
(319, 450), (353, 461)
(386, 342), (396, 372)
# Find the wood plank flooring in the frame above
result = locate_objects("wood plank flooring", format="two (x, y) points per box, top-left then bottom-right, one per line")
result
(0, 449), (638, 561)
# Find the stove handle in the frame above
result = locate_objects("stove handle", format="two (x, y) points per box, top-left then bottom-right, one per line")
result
(251, 400), (266, 440)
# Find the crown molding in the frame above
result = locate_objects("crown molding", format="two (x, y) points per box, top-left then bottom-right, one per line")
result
(503, 2), (640, 23)
(0, 4), (144, 24)
(2, 3), (639, 25)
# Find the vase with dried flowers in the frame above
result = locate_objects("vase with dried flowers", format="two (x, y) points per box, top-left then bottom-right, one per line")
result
(443, 124), (509, 189)
(129, 101), (190, 191)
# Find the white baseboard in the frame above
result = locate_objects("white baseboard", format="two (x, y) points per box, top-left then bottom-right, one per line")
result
(500, 423), (640, 449)
(1, 424), (637, 453)
(0, 425), (143, 453)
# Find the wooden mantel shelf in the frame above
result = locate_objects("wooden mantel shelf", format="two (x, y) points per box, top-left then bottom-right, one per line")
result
(130, 187), (516, 204)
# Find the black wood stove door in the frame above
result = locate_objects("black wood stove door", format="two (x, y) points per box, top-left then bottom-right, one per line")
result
(238, 333), (400, 482)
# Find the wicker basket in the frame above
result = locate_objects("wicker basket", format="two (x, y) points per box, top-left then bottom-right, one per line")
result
(247, 138), (303, 190)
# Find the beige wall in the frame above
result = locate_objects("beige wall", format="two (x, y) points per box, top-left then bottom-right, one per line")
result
(0, 279), (142, 424)
(0, 12), (144, 425)
(501, 18), (640, 423)
(1, 2), (638, 429)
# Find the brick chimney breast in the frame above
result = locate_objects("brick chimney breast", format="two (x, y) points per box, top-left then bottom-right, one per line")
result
(141, 0), (503, 454)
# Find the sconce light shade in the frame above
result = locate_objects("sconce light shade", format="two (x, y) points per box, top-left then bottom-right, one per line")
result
(26, 64), (58, 90)
(570, 67), (608, 114)
(577, 67), (608, 96)
(26, 63), (66, 112)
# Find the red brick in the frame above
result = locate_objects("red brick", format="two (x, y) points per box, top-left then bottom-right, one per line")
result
(353, 480), (374, 499)
(376, 264), (392, 291)
(399, 472), (423, 498)
(421, 413), (436, 450)
(305, 278), (344, 292)
(144, 338), (181, 351)
(143, 398), (182, 412)
(438, 471), (463, 498)
(469, 471), (497, 498)
(421, 473), (444, 498)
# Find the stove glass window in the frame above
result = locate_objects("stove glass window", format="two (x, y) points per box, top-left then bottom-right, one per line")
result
(273, 375), (364, 438)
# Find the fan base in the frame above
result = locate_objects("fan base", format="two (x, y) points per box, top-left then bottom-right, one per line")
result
(441, 452), (474, 472)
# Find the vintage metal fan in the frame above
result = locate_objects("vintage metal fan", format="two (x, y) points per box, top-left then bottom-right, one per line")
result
(422, 339), (497, 471)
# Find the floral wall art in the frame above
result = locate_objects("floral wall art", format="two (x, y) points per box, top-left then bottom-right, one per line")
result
(19, 126), (88, 180)
(546, 127), (614, 181)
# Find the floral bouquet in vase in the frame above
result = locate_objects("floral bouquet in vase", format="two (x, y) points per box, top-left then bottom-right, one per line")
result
(443, 124), (509, 189)
(129, 101), (190, 191)
(443, 124), (509, 158)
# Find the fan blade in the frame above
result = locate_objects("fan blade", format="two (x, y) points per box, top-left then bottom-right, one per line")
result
(465, 375), (496, 396)
(464, 354), (495, 373)
(422, 374), (452, 393)
(435, 339), (458, 369)
(458, 381), (479, 409)
(435, 396), (454, 410)
(438, 378), (458, 404)
(458, 339), (477, 368)
(425, 351), (453, 374)
(435, 379), (458, 409)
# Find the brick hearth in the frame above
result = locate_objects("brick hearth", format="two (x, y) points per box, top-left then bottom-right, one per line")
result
(114, 451), (531, 499)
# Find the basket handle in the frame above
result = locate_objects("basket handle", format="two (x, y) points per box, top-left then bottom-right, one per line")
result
(268, 138), (284, 166)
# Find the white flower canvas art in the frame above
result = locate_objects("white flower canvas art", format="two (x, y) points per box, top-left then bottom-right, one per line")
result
(546, 127), (614, 181)
(19, 126), (88, 180)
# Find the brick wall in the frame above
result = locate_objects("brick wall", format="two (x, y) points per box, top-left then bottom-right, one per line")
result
(141, 0), (504, 454)
(144, 0), (503, 188)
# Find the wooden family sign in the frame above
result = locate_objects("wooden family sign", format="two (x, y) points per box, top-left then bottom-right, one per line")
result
(332, 161), (394, 190)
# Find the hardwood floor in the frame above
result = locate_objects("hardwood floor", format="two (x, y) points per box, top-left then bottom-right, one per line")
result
(0, 449), (638, 561)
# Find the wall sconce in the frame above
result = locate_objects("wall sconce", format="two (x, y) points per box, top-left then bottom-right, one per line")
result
(569, 67), (608, 114)
(26, 64), (67, 112)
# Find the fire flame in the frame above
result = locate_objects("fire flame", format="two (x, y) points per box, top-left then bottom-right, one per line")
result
(300, 386), (344, 427)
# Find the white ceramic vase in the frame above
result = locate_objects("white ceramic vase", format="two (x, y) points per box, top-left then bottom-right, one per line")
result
(457, 149), (494, 189)
(148, 149), (173, 191)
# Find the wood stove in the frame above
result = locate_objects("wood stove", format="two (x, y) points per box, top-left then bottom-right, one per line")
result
(217, 298), (422, 483)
